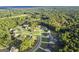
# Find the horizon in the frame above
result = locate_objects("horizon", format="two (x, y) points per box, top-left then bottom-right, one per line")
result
(0, 6), (79, 9)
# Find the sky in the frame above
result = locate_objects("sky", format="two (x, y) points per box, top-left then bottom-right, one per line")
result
(0, 6), (35, 8)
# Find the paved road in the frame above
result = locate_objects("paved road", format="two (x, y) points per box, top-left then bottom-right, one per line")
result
(29, 29), (56, 52)
(28, 36), (42, 52)
(0, 14), (57, 52)
(39, 47), (51, 52)
(28, 31), (55, 52)
(0, 14), (55, 52)
(42, 41), (55, 44)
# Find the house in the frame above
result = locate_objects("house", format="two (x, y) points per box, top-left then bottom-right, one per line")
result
(48, 30), (51, 33)
(10, 47), (19, 52)
(22, 24), (28, 28)
(14, 33), (20, 38)
(38, 25), (41, 28)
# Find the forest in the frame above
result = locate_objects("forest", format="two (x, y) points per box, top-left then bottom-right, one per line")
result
(0, 6), (79, 52)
